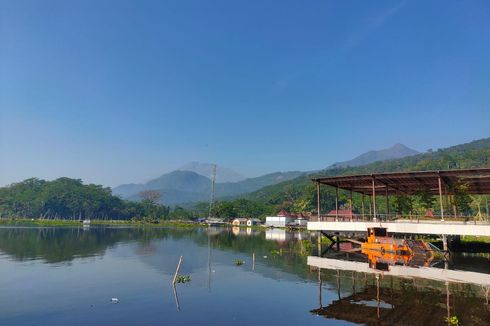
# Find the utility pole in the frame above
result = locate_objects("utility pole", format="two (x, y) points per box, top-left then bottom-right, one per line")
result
(208, 164), (216, 218)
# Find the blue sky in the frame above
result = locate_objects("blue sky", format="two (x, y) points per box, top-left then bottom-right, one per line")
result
(1, 0), (489, 187)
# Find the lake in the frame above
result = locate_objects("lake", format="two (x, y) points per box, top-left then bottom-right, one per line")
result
(0, 226), (489, 325)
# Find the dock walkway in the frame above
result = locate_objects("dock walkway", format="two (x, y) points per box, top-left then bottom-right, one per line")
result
(307, 220), (490, 236)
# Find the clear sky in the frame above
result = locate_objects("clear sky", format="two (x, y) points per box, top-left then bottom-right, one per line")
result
(1, 0), (489, 187)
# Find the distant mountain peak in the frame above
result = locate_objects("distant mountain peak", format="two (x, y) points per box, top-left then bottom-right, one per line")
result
(178, 161), (246, 183)
(329, 143), (420, 169)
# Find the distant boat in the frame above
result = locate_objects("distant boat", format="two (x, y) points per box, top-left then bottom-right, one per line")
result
(82, 219), (91, 227)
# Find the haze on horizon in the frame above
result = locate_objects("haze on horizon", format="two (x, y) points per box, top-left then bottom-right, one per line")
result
(1, 1), (489, 187)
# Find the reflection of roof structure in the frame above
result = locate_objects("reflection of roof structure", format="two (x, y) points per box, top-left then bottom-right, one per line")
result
(311, 286), (448, 325)
(312, 168), (490, 195)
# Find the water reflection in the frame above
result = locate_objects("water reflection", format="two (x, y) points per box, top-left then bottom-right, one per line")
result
(265, 228), (310, 242)
(0, 226), (489, 325)
(309, 256), (490, 325)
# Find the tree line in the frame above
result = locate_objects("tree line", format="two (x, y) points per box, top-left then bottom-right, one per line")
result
(0, 178), (171, 221)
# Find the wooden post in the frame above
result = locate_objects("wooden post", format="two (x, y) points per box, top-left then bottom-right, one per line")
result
(361, 194), (365, 220)
(372, 176), (377, 222)
(442, 234), (448, 251)
(349, 189), (353, 221)
(252, 252), (255, 271)
(376, 274), (380, 319)
(485, 196), (489, 220)
(438, 174), (444, 222)
(446, 281), (450, 325)
(317, 232), (322, 256)
(336, 269), (341, 300)
(444, 186), (449, 218)
(335, 186), (339, 222)
(385, 187), (389, 221)
(172, 255), (183, 285)
(318, 268), (323, 308)
(172, 284), (180, 311)
(452, 195), (458, 217)
(317, 182), (321, 221)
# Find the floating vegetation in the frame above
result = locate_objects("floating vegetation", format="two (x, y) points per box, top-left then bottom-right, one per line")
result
(270, 249), (280, 255)
(234, 259), (244, 266)
(445, 316), (459, 326)
(175, 275), (191, 283)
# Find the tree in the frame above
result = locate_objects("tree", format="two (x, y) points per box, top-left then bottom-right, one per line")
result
(139, 190), (161, 204)
(470, 195), (483, 220)
(393, 195), (413, 216)
(416, 190), (435, 211)
(452, 181), (471, 216)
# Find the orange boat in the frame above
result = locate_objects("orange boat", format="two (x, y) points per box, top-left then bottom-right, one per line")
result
(361, 227), (435, 270)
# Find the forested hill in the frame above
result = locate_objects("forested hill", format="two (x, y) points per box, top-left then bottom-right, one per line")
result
(244, 137), (490, 206)
(0, 178), (170, 220)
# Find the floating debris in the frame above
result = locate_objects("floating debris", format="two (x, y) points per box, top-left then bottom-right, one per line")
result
(111, 298), (119, 304)
(263, 256), (268, 259)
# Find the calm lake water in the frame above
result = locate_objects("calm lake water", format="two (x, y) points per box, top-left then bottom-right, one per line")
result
(0, 226), (489, 325)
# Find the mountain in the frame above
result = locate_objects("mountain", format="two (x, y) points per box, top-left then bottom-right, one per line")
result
(215, 171), (304, 198)
(145, 170), (211, 193)
(113, 170), (304, 205)
(245, 137), (490, 204)
(113, 171), (211, 201)
(178, 162), (246, 183)
(329, 143), (419, 169)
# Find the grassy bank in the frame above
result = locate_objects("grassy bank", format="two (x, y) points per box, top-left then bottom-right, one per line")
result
(0, 218), (200, 228)
(460, 235), (490, 243)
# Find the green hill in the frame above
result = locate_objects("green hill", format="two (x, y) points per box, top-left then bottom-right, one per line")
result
(237, 137), (490, 215)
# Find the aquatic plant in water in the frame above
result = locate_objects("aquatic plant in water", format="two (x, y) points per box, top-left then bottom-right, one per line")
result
(445, 316), (459, 325)
(176, 275), (191, 283)
(234, 259), (244, 266)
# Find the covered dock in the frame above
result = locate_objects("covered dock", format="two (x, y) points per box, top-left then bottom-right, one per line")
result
(309, 168), (490, 246)
(311, 168), (490, 222)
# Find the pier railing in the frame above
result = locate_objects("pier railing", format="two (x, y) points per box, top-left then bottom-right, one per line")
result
(310, 213), (490, 223)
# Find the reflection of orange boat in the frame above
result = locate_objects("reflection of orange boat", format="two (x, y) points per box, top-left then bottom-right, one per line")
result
(361, 227), (434, 270)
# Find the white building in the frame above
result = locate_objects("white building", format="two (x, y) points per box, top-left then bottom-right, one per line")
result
(232, 218), (248, 226)
(265, 210), (295, 227)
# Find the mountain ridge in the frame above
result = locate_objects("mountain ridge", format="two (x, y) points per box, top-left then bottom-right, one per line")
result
(113, 170), (304, 205)
(178, 161), (246, 183)
(329, 143), (419, 169)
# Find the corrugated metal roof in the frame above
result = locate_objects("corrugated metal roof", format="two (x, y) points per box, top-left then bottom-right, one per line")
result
(311, 168), (490, 195)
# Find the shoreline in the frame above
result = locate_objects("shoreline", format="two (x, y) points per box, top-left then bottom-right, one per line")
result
(1, 218), (490, 253)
